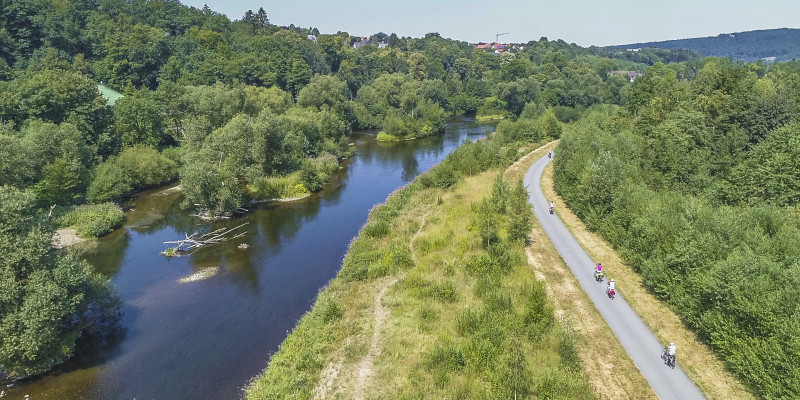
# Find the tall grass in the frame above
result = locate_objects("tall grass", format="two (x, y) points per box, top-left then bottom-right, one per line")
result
(54, 203), (125, 237)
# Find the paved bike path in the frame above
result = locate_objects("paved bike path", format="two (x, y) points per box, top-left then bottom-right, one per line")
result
(524, 155), (705, 400)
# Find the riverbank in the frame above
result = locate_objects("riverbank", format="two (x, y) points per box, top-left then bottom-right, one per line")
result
(10, 120), (498, 400)
(246, 138), (595, 399)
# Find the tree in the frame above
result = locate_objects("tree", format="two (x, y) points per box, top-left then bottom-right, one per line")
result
(285, 59), (312, 98)
(0, 186), (120, 378)
(180, 160), (243, 216)
(297, 75), (348, 111)
(497, 78), (540, 115)
(477, 197), (499, 248)
(371, 32), (388, 43)
(408, 52), (428, 80)
(94, 23), (171, 89)
(732, 122), (800, 206)
(32, 158), (85, 206)
(387, 32), (401, 48)
(508, 180), (533, 241)
(627, 62), (679, 116)
(114, 88), (167, 147)
(241, 7), (269, 34)
(255, 7), (270, 28)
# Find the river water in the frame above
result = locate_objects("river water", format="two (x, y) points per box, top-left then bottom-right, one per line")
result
(9, 119), (490, 400)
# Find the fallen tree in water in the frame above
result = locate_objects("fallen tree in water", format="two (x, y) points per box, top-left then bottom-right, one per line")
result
(162, 222), (249, 256)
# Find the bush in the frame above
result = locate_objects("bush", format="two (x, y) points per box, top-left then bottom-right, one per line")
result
(87, 146), (177, 202)
(362, 220), (390, 238)
(252, 175), (309, 200)
(55, 203), (125, 237)
(424, 336), (466, 372)
(300, 153), (339, 192)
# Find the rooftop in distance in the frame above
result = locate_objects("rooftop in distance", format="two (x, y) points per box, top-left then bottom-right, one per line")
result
(97, 83), (123, 106)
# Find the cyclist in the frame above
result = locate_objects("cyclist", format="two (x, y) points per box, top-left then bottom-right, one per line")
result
(594, 263), (604, 281)
(667, 342), (677, 365)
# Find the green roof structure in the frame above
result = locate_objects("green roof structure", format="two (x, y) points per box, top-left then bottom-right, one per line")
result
(97, 83), (123, 106)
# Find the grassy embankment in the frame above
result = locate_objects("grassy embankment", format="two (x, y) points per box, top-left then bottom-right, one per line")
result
(541, 159), (756, 399)
(246, 139), (596, 399)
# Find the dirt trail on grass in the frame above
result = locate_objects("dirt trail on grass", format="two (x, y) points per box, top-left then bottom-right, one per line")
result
(352, 278), (397, 400)
(314, 211), (431, 400)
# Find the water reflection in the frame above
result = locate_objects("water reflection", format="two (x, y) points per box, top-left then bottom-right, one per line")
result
(10, 118), (494, 399)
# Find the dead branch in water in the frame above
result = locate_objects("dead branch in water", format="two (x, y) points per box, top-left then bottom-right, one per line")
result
(162, 222), (249, 256)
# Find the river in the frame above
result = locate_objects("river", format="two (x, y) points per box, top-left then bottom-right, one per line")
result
(8, 119), (490, 400)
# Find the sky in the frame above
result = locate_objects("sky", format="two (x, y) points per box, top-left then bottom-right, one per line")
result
(180, 0), (800, 47)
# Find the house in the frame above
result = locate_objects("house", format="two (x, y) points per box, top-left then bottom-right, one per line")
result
(473, 42), (491, 50)
(307, 35), (317, 42)
(378, 42), (388, 49)
(353, 36), (372, 49)
(762, 56), (777, 63)
(626, 48), (641, 52)
(609, 70), (643, 82)
(491, 43), (508, 53)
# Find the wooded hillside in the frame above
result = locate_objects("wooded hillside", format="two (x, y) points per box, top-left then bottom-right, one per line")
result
(614, 28), (800, 62)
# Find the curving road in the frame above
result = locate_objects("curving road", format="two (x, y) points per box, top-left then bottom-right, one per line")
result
(525, 155), (705, 400)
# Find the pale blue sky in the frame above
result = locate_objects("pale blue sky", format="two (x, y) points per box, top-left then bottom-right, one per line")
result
(181, 0), (800, 46)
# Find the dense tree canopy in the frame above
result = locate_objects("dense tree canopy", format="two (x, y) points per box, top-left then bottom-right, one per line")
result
(553, 57), (800, 398)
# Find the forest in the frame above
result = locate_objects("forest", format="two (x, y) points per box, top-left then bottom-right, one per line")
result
(0, 0), (767, 387)
(615, 28), (800, 62)
(554, 58), (800, 398)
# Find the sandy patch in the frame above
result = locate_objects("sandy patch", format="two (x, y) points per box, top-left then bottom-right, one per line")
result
(249, 193), (312, 205)
(155, 185), (182, 196)
(178, 266), (220, 283)
(51, 228), (85, 249)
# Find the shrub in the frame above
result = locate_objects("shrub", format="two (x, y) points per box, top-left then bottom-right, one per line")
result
(56, 203), (125, 237)
(319, 300), (343, 323)
(424, 336), (466, 372)
(362, 220), (390, 238)
(300, 153), (339, 192)
(87, 146), (177, 202)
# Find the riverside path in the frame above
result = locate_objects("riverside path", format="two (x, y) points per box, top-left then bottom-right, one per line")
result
(524, 155), (705, 400)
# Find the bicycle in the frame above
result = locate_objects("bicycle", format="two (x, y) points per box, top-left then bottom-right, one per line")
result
(661, 347), (676, 369)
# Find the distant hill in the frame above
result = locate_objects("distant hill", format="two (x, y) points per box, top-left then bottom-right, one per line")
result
(613, 28), (800, 62)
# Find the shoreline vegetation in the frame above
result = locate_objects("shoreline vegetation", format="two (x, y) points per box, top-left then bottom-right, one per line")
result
(475, 114), (508, 122)
(246, 129), (601, 398)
